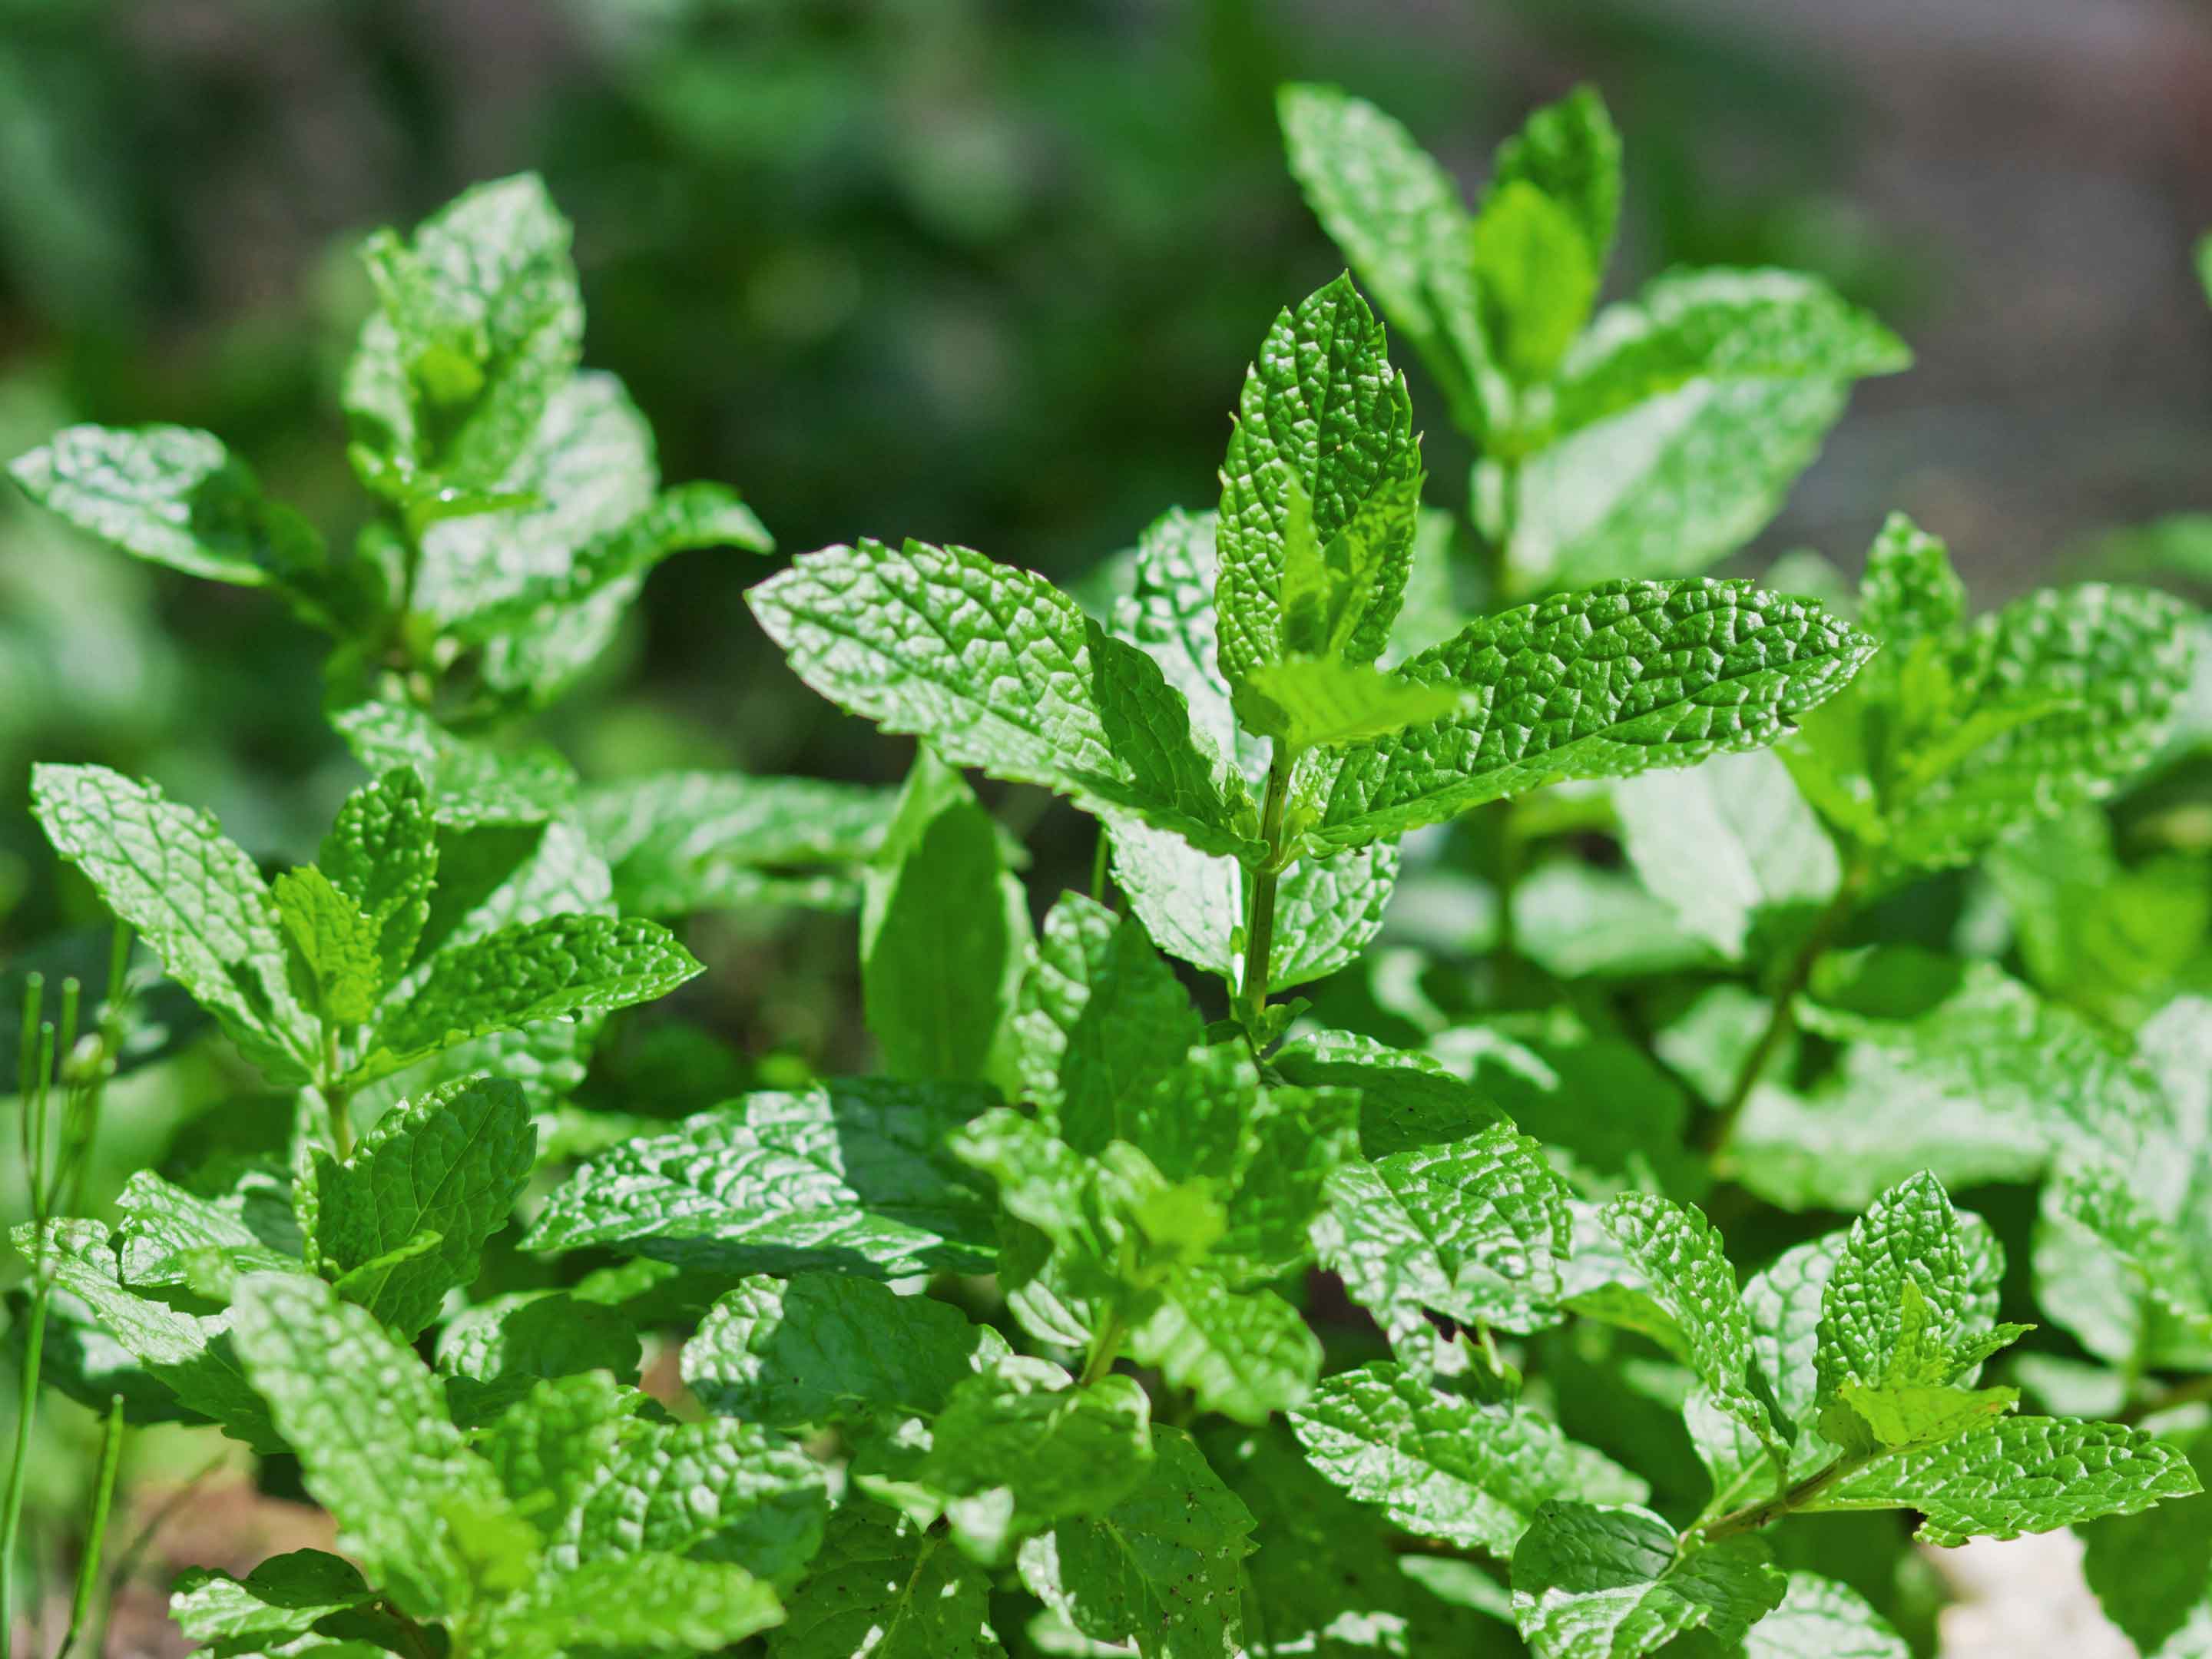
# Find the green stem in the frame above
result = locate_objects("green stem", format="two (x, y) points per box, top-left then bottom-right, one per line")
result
(1, 1280), (51, 1652)
(322, 1025), (353, 1160)
(1079, 1307), (1128, 1389)
(1091, 826), (1111, 909)
(1237, 750), (1295, 1041)
(57, 1396), (124, 1659)
(1700, 864), (1867, 1161)
(1694, 1453), (1862, 1545)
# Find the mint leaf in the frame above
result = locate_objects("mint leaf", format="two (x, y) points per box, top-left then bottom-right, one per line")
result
(476, 1373), (640, 1537)
(359, 912), (700, 1082)
(2081, 1425), (2212, 1656)
(1858, 510), (1965, 645)
(1808, 1416), (2200, 1544)
(917, 1361), (1154, 1553)
(1548, 270), (1910, 440)
(1234, 654), (1464, 750)
(1216, 274), (1421, 691)
(308, 1076), (534, 1337)
(1614, 749), (1839, 960)
(1270, 1029), (1502, 1160)
(863, 750), (1028, 1083)
(435, 1290), (641, 1423)
(1316, 1122), (1575, 1346)
(1598, 1193), (1783, 1466)
(1470, 180), (1599, 384)
(16, 1220), (282, 1452)
(1015, 892), (1204, 1144)
(345, 172), (582, 497)
(30, 763), (312, 1081)
(169, 1550), (376, 1644)
(1128, 1270), (1319, 1425)
(1287, 1363), (1647, 1553)
(579, 769), (896, 916)
(1883, 583), (2199, 869)
(547, 1412), (829, 1580)
(1275, 84), (1495, 438)
(1305, 579), (1875, 850)
(274, 865), (385, 1026)
(1016, 1425), (1253, 1659)
(681, 1274), (1007, 1432)
(748, 538), (1252, 857)
(491, 1555), (782, 1656)
(1492, 85), (1622, 276)
(331, 700), (578, 829)
(1742, 1573), (1911, 1659)
(8, 424), (327, 602)
(1730, 951), (2168, 1208)
(523, 1080), (1002, 1277)
(227, 1270), (537, 1619)
(772, 1503), (1004, 1659)
(320, 767), (437, 982)
(1510, 1502), (1785, 1659)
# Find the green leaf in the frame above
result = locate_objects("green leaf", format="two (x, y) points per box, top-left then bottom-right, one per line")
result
(492, 1555), (783, 1656)
(1287, 1363), (1647, 1553)
(1127, 1270), (1320, 1426)
(1548, 270), (1910, 441)
(1730, 951), (2170, 1209)
(1276, 84), (1495, 437)
(1598, 1193), (1783, 1465)
(344, 172), (583, 496)
(358, 912), (700, 1082)
(1613, 749), (1839, 960)
(1216, 275), (1422, 692)
(169, 1550), (376, 1644)
(772, 1502), (1005, 1659)
(748, 538), (1252, 857)
(1234, 654), (1464, 750)
(1808, 1416), (2201, 1545)
(1492, 84), (1623, 276)
(1858, 510), (1965, 646)
(227, 1270), (537, 1619)
(1017, 1425), (1254, 1659)
(320, 768), (438, 983)
(112, 1169), (300, 1289)
(330, 700), (579, 829)
(579, 769), (896, 916)
(1015, 893), (1204, 1145)
(1502, 276), (1899, 591)
(8, 424), (327, 600)
(863, 750), (1028, 1083)
(1304, 579), (1876, 850)
(1316, 1123), (1575, 1347)
(1277, 471), (1428, 667)
(1510, 1502), (1785, 1659)
(274, 866), (385, 1026)
(1740, 1573), (1911, 1659)
(918, 1361), (1154, 1552)
(1470, 180), (1600, 384)
(1207, 1423), (1492, 1656)
(476, 1373), (641, 1537)
(681, 1274), (1008, 1432)
(546, 1411), (829, 1579)
(1881, 583), (2199, 869)
(1270, 1029), (1502, 1161)
(309, 1075), (534, 1339)
(1213, 1081), (1359, 1286)
(16, 1220), (282, 1452)
(523, 1080), (1002, 1277)
(1105, 508), (1402, 988)
(449, 481), (773, 640)
(435, 1290), (641, 1423)
(2081, 1424), (2212, 1657)
(30, 763), (311, 1081)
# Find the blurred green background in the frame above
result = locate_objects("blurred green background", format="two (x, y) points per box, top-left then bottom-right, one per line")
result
(3, 0), (2212, 1646)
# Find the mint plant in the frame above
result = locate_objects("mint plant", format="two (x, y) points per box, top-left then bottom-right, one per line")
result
(5, 88), (2210, 1659)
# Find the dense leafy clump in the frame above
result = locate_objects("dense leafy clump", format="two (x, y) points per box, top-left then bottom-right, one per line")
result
(5, 81), (2211, 1659)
